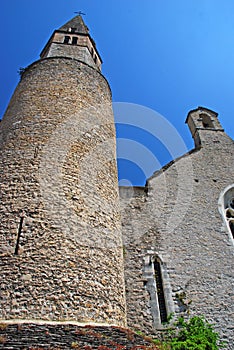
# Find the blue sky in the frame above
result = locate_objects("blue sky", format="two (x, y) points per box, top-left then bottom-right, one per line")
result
(1, 0), (234, 185)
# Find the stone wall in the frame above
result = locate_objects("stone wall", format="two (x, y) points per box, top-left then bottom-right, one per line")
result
(0, 57), (126, 326)
(0, 323), (160, 349)
(42, 31), (102, 70)
(120, 130), (234, 349)
(46, 43), (98, 69)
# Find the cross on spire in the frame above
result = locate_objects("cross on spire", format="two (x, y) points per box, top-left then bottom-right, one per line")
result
(74, 11), (86, 16)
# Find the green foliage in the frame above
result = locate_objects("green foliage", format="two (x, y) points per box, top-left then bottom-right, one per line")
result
(166, 316), (225, 350)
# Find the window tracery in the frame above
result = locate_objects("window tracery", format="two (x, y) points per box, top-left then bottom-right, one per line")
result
(225, 197), (234, 238)
(219, 185), (234, 240)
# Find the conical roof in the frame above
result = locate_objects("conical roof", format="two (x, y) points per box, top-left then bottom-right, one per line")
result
(59, 15), (89, 34)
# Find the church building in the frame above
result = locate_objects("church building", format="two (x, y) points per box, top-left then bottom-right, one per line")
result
(0, 15), (233, 349)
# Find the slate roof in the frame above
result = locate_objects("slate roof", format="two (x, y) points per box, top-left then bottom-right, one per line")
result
(59, 15), (89, 34)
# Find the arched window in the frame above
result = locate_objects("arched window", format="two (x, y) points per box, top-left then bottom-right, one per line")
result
(218, 185), (234, 240)
(154, 258), (167, 323)
(143, 253), (174, 327)
(64, 36), (70, 44)
(200, 113), (214, 128)
(72, 37), (78, 45)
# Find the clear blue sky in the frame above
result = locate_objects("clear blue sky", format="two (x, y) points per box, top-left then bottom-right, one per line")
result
(1, 0), (234, 185)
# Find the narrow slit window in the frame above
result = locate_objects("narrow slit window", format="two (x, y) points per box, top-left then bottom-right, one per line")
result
(15, 216), (24, 255)
(143, 254), (173, 328)
(154, 259), (168, 323)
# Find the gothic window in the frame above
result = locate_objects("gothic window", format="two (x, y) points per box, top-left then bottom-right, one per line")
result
(154, 258), (168, 323)
(219, 185), (234, 240)
(225, 197), (234, 238)
(143, 254), (174, 327)
(64, 36), (70, 44)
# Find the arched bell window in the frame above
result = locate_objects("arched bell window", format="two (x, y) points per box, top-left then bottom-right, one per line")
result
(218, 185), (234, 241)
(64, 36), (70, 44)
(200, 113), (214, 128)
(72, 37), (78, 45)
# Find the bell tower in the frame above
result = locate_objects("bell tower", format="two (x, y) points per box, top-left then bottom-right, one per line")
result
(186, 106), (224, 148)
(40, 15), (102, 70)
(0, 16), (126, 326)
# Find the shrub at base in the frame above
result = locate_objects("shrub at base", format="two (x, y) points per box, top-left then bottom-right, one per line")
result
(167, 316), (225, 350)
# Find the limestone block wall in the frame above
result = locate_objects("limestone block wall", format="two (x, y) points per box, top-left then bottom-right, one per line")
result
(45, 43), (98, 69)
(120, 187), (156, 333)
(121, 130), (234, 348)
(0, 57), (126, 326)
(48, 32), (102, 69)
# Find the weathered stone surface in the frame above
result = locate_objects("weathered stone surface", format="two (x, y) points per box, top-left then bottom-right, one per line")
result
(0, 323), (160, 349)
(0, 57), (126, 326)
(120, 118), (234, 349)
(1, 14), (233, 350)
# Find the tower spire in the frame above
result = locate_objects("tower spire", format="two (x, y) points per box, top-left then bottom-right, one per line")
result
(58, 14), (89, 34)
(40, 15), (102, 70)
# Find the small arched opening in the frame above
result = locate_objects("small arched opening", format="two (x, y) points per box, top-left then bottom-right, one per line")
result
(200, 113), (214, 128)
(64, 35), (71, 44)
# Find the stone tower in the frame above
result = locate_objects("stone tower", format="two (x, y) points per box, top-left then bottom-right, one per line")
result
(0, 14), (234, 350)
(0, 15), (126, 326)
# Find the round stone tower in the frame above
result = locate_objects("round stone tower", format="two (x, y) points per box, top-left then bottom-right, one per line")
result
(0, 16), (126, 326)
